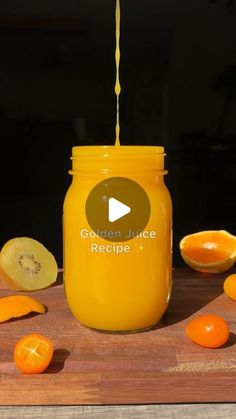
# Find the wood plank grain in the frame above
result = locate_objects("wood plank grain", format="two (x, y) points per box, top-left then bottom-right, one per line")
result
(0, 269), (235, 405)
(0, 404), (236, 419)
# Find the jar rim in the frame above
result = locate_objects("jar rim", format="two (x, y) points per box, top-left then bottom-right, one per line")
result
(72, 145), (165, 158)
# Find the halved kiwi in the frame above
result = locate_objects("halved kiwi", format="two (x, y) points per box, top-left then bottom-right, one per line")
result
(0, 237), (58, 291)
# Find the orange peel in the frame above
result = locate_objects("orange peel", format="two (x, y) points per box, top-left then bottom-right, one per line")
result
(0, 295), (46, 322)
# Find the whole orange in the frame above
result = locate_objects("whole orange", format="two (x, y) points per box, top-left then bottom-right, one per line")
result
(224, 274), (236, 301)
(185, 314), (229, 348)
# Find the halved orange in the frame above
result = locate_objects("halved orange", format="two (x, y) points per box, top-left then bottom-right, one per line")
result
(180, 230), (236, 273)
(14, 333), (53, 374)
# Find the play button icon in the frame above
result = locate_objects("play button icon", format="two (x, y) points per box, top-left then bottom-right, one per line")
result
(108, 198), (131, 223)
(85, 177), (151, 242)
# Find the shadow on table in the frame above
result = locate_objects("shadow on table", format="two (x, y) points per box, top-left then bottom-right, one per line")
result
(222, 332), (236, 348)
(51, 270), (63, 287)
(49, 268), (236, 339)
(46, 348), (70, 373)
(154, 268), (236, 331)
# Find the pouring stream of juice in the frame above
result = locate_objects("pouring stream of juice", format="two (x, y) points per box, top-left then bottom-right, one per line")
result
(115, 0), (121, 146)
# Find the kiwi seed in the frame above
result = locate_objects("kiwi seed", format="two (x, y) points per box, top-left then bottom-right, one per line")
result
(17, 253), (41, 275)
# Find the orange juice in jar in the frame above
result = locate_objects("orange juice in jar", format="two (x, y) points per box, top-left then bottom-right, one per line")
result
(63, 145), (172, 332)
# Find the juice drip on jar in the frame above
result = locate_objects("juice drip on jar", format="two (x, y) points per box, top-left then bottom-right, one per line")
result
(115, 0), (121, 146)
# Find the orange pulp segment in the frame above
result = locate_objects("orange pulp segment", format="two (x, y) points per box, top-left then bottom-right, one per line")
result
(180, 230), (236, 273)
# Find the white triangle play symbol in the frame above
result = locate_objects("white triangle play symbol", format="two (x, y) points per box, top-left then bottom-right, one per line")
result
(108, 197), (131, 223)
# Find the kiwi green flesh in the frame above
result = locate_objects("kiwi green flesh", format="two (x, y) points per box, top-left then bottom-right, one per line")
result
(0, 240), (58, 291)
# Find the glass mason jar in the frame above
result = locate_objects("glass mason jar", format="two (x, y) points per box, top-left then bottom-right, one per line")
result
(63, 146), (172, 332)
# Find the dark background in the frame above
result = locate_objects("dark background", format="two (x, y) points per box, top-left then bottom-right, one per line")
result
(0, 0), (236, 267)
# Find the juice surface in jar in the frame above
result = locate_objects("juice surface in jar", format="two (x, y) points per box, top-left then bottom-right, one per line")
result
(63, 145), (172, 332)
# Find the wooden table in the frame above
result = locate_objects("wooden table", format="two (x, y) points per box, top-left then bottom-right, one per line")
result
(0, 268), (236, 418)
(0, 404), (235, 418)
